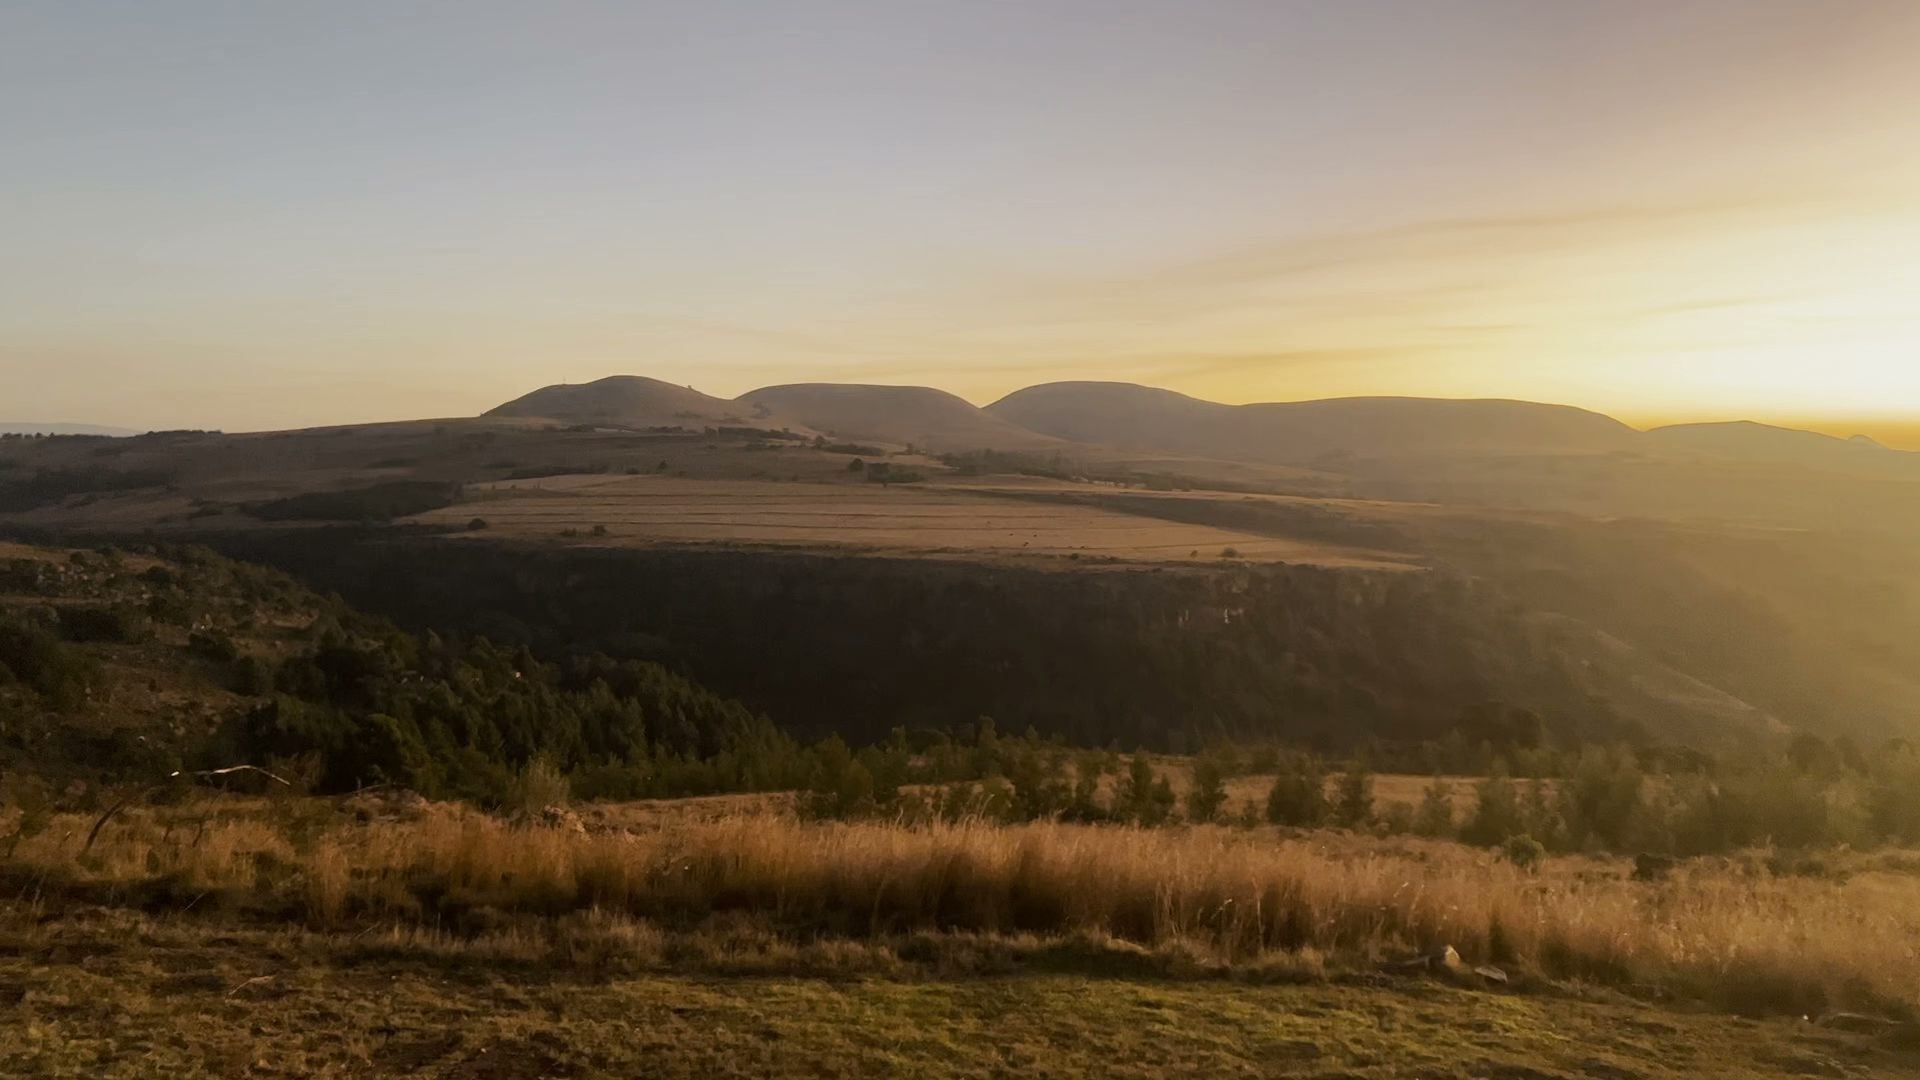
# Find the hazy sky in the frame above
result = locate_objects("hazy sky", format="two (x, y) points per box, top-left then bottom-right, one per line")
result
(5, 1), (1919, 442)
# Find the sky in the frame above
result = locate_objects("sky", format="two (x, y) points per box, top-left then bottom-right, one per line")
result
(4, 1), (1919, 443)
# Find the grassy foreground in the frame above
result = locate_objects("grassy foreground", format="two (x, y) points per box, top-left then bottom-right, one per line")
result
(2, 912), (1913, 1079)
(6, 796), (1920, 1076)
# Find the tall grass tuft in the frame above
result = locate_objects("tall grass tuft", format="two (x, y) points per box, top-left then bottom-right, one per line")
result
(7, 801), (1919, 1017)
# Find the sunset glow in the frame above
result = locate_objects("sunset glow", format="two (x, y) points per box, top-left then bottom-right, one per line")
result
(4, 1), (1918, 441)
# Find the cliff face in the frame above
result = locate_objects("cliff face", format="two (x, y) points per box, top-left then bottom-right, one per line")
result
(210, 535), (1767, 751)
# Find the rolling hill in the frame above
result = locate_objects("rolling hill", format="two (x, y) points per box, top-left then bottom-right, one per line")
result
(485, 375), (790, 431)
(735, 383), (1065, 452)
(483, 376), (1061, 451)
(481, 375), (1915, 481)
(0, 422), (139, 437)
(987, 381), (1639, 463)
(1647, 420), (1916, 474)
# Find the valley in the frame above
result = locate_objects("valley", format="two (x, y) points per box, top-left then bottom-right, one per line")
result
(5, 377), (1920, 1076)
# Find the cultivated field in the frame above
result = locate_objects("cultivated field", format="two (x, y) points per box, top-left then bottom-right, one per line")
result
(416, 474), (1418, 568)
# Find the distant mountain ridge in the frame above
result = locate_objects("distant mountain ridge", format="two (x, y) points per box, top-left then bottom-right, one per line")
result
(0, 422), (139, 437)
(482, 374), (1914, 471)
(485, 376), (776, 430)
(489, 375), (1060, 451)
(987, 381), (1638, 463)
(739, 383), (1064, 451)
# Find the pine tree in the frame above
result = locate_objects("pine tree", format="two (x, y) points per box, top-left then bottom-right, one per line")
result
(1414, 778), (1456, 838)
(1186, 757), (1228, 823)
(1331, 761), (1374, 828)
(1118, 752), (1174, 824)
(1265, 754), (1328, 826)
(1461, 770), (1525, 846)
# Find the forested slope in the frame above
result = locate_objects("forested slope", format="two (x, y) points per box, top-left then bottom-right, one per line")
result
(214, 535), (1778, 752)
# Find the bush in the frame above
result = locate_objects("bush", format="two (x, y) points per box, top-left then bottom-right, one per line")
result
(1185, 757), (1228, 823)
(1378, 801), (1415, 835)
(247, 481), (460, 522)
(57, 604), (150, 644)
(189, 629), (241, 664)
(801, 736), (877, 819)
(146, 587), (201, 626)
(0, 466), (174, 512)
(1414, 779), (1456, 838)
(1265, 756), (1327, 827)
(1503, 834), (1547, 873)
(229, 654), (276, 696)
(509, 756), (572, 816)
(0, 616), (94, 711)
(1116, 753), (1176, 825)
(1331, 762), (1373, 827)
(1461, 773), (1525, 846)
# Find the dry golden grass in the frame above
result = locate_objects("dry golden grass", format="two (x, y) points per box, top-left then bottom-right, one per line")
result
(7, 798), (1918, 1020)
(1136, 762), (1486, 821)
(11, 907), (1909, 1079)
(413, 474), (1415, 568)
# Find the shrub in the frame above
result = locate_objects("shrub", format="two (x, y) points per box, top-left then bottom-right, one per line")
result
(247, 481), (460, 522)
(1414, 779), (1456, 838)
(1185, 757), (1228, 823)
(1331, 762), (1374, 828)
(1265, 756), (1327, 827)
(0, 616), (94, 711)
(189, 629), (241, 664)
(1503, 834), (1547, 873)
(1461, 773), (1525, 846)
(229, 654), (276, 696)
(1378, 801), (1415, 835)
(0, 466), (174, 511)
(57, 604), (150, 644)
(509, 756), (572, 816)
(1115, 753), (1176, 826)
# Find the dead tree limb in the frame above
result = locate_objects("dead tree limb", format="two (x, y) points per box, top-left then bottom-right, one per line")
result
(81, 765), (294, 856)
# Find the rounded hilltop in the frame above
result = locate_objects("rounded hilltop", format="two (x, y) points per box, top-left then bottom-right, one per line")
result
(738, 383), (1064, 452)
(486, 375), (767, 429)
(990, 380), (1637, 462)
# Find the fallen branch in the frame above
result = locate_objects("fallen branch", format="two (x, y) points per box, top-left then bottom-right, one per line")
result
(82, 791), (148, 856)
(172, 765), (292, 787)
(82, 765), (294, 855)
(227, 975), (275, 997)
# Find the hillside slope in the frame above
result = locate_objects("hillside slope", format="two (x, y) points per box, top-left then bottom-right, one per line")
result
(1647, 421), (1918, 475)
(485, 375), (788, 430)
(224, 536), (1791, 751)
(738, 383), (1065, 451)
(0, 422), (139, 437)
(989, 381), (1638, 462)
(0, 541), (765, 795)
